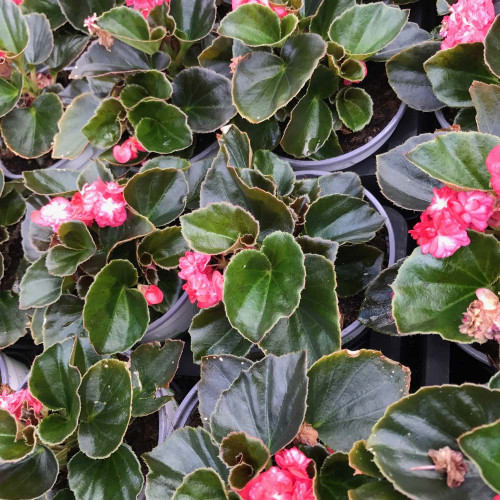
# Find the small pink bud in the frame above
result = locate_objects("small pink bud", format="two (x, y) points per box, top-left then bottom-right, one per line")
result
(113, 143), (133, 163)
(138, 284), (163, 305)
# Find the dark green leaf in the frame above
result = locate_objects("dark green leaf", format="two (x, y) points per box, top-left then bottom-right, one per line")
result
(0, 0), (29, 56)
(485, 15), (500, 78)
(0, 409), (34, 461)
(140, 156), (189, 172)
(490, 372), (500, 389)
(121, 70), (172, 108)
(77, 160), (113, 190)
(70, 336), (104, 375)
(43, 294), (84, 347)
(173, 468), (228, 500)
(310, 0), (355, 40)
(0, 292), (26, 348)
(23, 168), (79, 195)
(24, 13), (53, 65)
(138, 226), (188, 269)
(348, 480), (407, 500)
(470, 81), (500, 136)
(232, 116), (281, 152)
(0, 71), (22, 118)
(169, 0), (216, 41)
(21, 0), (66, 29)
(218, 124), (252, 170)
(82, 97), (125, 149)
(295, 235), (339, 263)
(318, 171), (363, 198)
(0, 189), (26, 226)
(57, 0), (114, 31)
(336, 87), (373, 132)
(45, 30), (89, 72)
(199, 36), (233, 79)
(348, 440), (383, 479)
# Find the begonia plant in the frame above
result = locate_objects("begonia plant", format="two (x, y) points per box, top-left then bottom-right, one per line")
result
(176, 126), (390, 364)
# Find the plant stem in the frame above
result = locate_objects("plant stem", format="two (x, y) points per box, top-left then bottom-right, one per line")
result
(168, 40), (193, 77)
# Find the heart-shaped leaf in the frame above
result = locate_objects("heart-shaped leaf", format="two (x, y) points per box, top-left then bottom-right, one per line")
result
(485, 15), (500, 78)
(23, 169), (79, 195)
(21, 0), (66, 29)
(336, 87), (373, 132)
(253, 150), (295, 197)
(70, 40), (153, 78)
(328, 3), (408, 59)
(232, 33), (326, 123)
(97, 7), (166, 55)
(387, 41), (444, 112)
(219, 4), (298, 47)
(83, 259), (149, 354)
(1, 93), (63, 158)
(24, 12), (53, 65)
(172, 67), (235, 133)
(68, 444), (143, 500)
(19, 255), (63, 309)
(0, 189), (26, 226)
(310, 0), (355, 39)
(306, 350), (410, 451)
(123, 167), (188, 227)
(376, 133), (443, 211)
(53, 93), (100, 159)
(0, 410), (34, 461)
(45, 29), (89, 72)
(392, 231), (500, 341)
(211, 352), (308, 454)
(43, 294), (84, 347)
(470, 81), (500, 137)
(190, 305), (252, 362)
(304, 194), (385, 244)
(223, 232), (305, 343)
(78, 359), (131, 458)
(138, 226), (188, 269)
(259, 254), (341, 367)
(459, 419), (500, 493)
(57, 0), (114, 31)
(368, 385), (500, 500)
(127, 99), (192, 154)
(198, 36), (233, 79)
(181, 202), (259, 255)
(173, 468), (229, 500)
(0, 71), (22, 118)
(144, 427), (228, 498)
(0, 446), (58, 499)
(130, 341), (183, 417)
(406, 131), (500, 190)
(29, 337), (81, 444)
(169, 0), (216, 41)
(0, 0), (29, 57)
(46, 221), (96, 277)
(424, 43), (499, 108)
(82, 97), (126, 149)
(0, 292), (26, 348)
(121, 70), (172, 108)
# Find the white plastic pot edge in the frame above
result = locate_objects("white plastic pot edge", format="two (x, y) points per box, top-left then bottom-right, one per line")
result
(282, 102), (407, 172)
(0, 352), (30, 391)
(434, 109), (451, 129)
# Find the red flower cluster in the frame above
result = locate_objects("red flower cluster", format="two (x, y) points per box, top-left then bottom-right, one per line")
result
(0, 388), (42, 422)
(113, 137), (146, 164)
(31, 179), (128, 232)
(232, 0), (288, 18)
(178, 251), (224, 309)
(238, 447), (314, 500)
(439, 0), (495, 50)
(138, 284), (164, 306)
(125, 0), (169, 18)
(409, 186), (495, 258)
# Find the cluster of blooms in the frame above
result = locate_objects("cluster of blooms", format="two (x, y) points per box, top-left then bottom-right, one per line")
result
(31, 179), (128, 232)
(409, 186), (496, 258)
(113, 137), (146, 164)
(138, 284), (164, 306)
(238, 447), (314, 500)
(0, 388), (42, 422)
(439, 0), (495, 50)
(178, 251), (224, 309)
(232, 0), (288, 18)
(125, 0), (169, 18)
(460, 288), (500, 343)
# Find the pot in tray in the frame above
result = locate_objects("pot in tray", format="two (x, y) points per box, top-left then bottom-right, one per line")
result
(281, 103), (406, 173)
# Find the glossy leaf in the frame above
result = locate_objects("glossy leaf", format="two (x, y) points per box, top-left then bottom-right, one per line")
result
(169, 0), (216, 41)
(424, 43), (499, 108)
(387, 41), (444, 112)
(181, 202), (259, 255)
(318, 171), (363, 198)
(43, 294), (84, 347)
(0, 0), (29, 56)
(211, 352), (308, 454)
(173, 468), (228, 500)
(392, 231), (500, 341)
(77, 161), (113, 190)
(328, 3), (408, 59)
(485, 15), (500, 78)
(260, 254), (341, 367)
(295, 235), (339, 263)
(83, 260), (149, 354)
(53, 92), (100, 159)
(348, 440), (383, 479)
(406, 131), (500, 191)
(29, 338), (81, 444)
(232, 115), (281, 152)
(124, 167), (188, 226)
(0, 71), (22, 118)
(144, 427), (228, 498)
(78, 359), (131, 458)
(127, 99), (192, 154)
(70, 337), (104, 376)
(21, 0), (65, 29)
(0, 189), (26, 226)
(19, 255), (63, 309)
(376, 133), (443, 211)
(1, 93), (63, 158)
(490, 372), (500, 389)
(470, 81), (500, 137)
(121, 70), (172, 108)
(232, 33), (326, 123)
(306, 350), (410, 451)
(138, 227), (188, 269)
(45, 29), (89, 73)
(368, 385), (500, 500)
(0, 409), (34, 461)
(219, 5), (297, 47)
(23, 168), (79, 195)
(198, 36), (233, 79)
(348, 481), (407, 500)
(310, 0), (355, 39)
(223, 232), (305, 343)
(218, 124), (252, 170)
(82, 97), (125, 149)
(57, 0), (114, 31)
(336, 87), (373, 132)
(253, 150), (295, 197)
(68, 445), (143, 500)
(24, 13), (53, 65)
(0, 292), (26, 348)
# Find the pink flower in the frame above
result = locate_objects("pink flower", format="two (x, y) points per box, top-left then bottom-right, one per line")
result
(232, 0), (288, 18)
(488, 207), (500, 227)
(125, 0), (168, 18)
(440, 0), (495, 50)
(31, 197), (74, 232)
(178, 251), (211, 280)
(343, 61), (368, 86)
(292, 481), (315, 500)
(196, 270), (224, 309)
(409, 210), (470, 259)
(238, 467), (295, 500)
(93, 196), (127, 228)
(138, 284), (164, 305)
(12, 0), (22, 4)
(453, 191), (495, 231)
(275, 448), (312, 481)
(83, 13), (98, 34)
(486, 144), (500, 196)
(0, 388), (42, 422)
(112, 137), (146, 164)
(427, 186), (458, 214)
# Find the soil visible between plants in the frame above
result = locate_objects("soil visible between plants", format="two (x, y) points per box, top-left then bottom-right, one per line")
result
(126, 411), (159, 477)
(0, 222), (23, 291)
(0, 148), (56, 175)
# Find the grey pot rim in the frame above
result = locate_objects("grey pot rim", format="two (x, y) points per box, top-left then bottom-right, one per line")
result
(147, 292), (190, 332)
(456, 342), (496, 371)
(434, 109), (451, 129)
(281, 102), (406, 170)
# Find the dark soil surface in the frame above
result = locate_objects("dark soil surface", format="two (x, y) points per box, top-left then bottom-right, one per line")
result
(186, 405), (203, 428)
(0, 148), (56, 175)
(125, 412), (159, 477)
(0, 222), (23, 291)
(442, 107), (458, 127)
